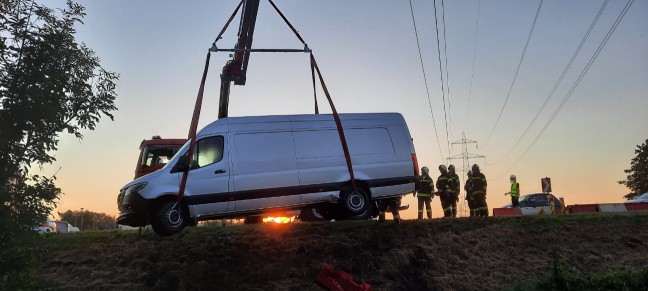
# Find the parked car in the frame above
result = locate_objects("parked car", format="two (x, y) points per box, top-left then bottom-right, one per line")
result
(626, 192), (648, 203)
(502, 193), (564, 215)
(118, 113), (419, 235)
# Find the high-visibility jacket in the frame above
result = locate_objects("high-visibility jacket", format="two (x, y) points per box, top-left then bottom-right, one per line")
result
(469, 172), (487, 195)
(436, 174), (450, 195)
(447, 173), (460, 196)
(417, 174), (434, 197)
(510, 182), (520, 197)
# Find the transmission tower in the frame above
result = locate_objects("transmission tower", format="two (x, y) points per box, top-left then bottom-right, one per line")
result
(446, 132), (485, 217)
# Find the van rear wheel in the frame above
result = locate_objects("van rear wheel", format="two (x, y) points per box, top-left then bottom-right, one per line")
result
(151, 201), (187, 236)
(339, 188), (372, 220)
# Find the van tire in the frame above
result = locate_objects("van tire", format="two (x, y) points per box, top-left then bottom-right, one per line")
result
(150, 201), (187, 236)
(339, 188), (371, 219)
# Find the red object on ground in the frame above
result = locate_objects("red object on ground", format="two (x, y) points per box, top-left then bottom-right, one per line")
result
(492, 208), (519, 217)
(566, 204), (599, 213)
(315, 264), (372, 291)
(625, 202), (648, 212)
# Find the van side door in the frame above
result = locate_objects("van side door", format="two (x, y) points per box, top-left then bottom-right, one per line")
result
(230, 131), (301, 211)
(183, 135), (232, 217)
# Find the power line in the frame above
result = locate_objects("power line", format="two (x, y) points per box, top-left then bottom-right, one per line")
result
(433, 0), (452, 157)
(493, 0), (635, 180)
(490, 0), (610, 165)
(464, 0), (481, 133)
(440, 0), (453, 145)
(483, 0), (544, 145)
(408, 0), (446, 162)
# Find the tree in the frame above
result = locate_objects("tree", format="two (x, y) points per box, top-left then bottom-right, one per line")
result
(618, 139), (648, 200)
(0, 0), (118, 285)
(58, 209), (117, 231)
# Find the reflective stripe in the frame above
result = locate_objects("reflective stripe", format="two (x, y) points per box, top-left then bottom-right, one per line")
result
(418, 210), (423, 212)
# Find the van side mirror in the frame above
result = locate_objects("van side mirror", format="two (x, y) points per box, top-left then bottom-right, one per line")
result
(171, 156), (190, 173)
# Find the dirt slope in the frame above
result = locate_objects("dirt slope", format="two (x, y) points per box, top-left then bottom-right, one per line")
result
(39, 213), (648, 290)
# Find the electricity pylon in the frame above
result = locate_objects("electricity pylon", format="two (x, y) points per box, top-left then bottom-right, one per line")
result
(446, 132), (485, 217)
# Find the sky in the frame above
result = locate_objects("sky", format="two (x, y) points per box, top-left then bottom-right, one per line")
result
(38, 0), (648, 220)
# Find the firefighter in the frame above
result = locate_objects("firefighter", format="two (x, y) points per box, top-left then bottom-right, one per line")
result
(415, 166), (434, 219)
(378, 197), (401, 224)
(436, 165), (453, 217)
(447, 164), (460, 217)
(469, 164), (488, 217)
(505, 174), (520, 208)
(465, 170), (476, 217)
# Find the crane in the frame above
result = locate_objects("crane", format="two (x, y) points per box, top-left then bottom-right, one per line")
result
(210, 0), (310, 119)
(217, 0), (259, 119)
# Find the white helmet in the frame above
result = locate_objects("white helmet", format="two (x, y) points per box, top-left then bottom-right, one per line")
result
(510, 174), (516, 180)
(421, 166), (429, 174)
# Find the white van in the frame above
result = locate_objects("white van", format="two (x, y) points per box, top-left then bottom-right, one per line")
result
(117, 113), (419, 235)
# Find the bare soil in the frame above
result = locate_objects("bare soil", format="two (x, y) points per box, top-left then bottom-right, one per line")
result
(38, 213), (648, 290)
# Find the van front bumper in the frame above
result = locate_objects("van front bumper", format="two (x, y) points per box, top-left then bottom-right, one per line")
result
(117, 191), (151, 227)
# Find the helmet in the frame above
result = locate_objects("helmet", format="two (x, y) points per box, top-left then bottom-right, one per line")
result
(421, 166), (429, 174)
(439, 164), (447, 173)
(471, 164), (480, 173)
(448, 164), (455, 172)
(510, 174), (516, 180)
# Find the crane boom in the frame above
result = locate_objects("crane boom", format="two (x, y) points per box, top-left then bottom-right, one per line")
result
(218, 0), (260, 119)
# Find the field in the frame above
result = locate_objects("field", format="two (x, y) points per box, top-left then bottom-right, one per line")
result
(37, 213), (648, 290)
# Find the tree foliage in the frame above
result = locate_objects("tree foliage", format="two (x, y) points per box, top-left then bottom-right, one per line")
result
(0, 0), (118, 284)
(58, 209), (117, 231)
(618, 139), (648, 200)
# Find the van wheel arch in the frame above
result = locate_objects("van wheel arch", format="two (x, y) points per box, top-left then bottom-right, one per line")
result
(338, 186), (374, 220)
(149, 195), (191, 236)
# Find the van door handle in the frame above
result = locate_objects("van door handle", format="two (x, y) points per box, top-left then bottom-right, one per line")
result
(214, 169), (227, 174)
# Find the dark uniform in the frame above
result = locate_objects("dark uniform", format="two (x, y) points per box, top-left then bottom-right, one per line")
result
(417, 173), (434, 219)
(378, 198), (401, 224)
(465, 171), (476, 217)
(447, 171), (460, 217)
(469, 166), (488, 217)
(436, 173), (453, 217)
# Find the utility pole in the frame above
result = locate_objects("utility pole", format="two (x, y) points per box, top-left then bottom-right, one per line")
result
(80, 208), (84, 231)
(446, 132), (485, 217)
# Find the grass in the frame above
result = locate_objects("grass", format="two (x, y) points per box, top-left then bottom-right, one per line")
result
(507, 250), (648, 291)
(27, 213), (648, 290)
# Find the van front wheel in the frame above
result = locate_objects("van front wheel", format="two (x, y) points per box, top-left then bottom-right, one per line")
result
(151, 201), (187, 236)
(339, 188), (371, 219)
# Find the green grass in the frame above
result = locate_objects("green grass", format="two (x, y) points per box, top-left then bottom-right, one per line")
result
(16, 212), (648, 290)
(507, 250), (648, 291)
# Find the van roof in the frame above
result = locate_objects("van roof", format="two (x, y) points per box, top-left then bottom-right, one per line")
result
(197, 113), (406, 136)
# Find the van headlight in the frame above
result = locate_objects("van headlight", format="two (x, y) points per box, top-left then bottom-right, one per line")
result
(125, 182), (148, 197)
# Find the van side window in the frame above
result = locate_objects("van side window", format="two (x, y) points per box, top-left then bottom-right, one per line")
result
(194, 136), (224, 168)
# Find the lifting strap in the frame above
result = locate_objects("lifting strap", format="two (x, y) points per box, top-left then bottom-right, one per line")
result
(177, 0), (357, 204)
(269, 0), (356, 190)
(176, 52), (211, 204)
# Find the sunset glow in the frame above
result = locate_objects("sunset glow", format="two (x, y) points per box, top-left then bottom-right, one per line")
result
(263, 216), (293, 224)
